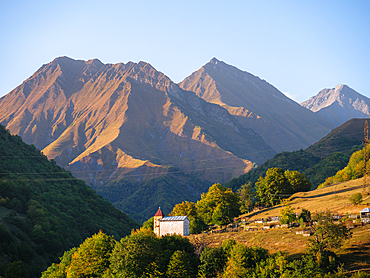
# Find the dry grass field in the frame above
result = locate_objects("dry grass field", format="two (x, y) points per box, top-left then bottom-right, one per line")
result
(190, 177), (370, 271)
(247, 177), (370, 221)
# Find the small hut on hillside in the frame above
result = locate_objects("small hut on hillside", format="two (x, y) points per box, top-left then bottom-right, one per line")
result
(360, 208), (370, 223)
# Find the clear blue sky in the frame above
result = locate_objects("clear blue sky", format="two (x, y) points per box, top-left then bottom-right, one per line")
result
(1, 0), (369, 102)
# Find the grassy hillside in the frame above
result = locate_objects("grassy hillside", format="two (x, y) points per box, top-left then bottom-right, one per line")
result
(0, 125), (139, 277)
(191, 177), (370, 271)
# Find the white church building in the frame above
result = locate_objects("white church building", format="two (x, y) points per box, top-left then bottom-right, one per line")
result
(153, 207), (190, 236)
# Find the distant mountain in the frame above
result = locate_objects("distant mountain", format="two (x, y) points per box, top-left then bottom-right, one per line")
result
(0, 57), (275, 221)
(0, 124), (138, 277)
(180, 58), (333, 152)
(224, 118), (367, 191)
(301, 85), (370, 127)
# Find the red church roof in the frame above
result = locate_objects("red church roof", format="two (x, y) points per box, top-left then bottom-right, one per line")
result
(154, 207), (164, 217)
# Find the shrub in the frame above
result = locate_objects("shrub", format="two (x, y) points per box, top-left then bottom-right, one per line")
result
(349, 193), (362, 205)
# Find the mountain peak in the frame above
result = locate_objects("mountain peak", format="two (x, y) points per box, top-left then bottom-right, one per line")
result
(209, 57), (220, 64)
(300, 85), (370, 126)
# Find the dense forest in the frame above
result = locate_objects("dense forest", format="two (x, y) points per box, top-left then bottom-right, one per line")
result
(0, 125), (139, 277)
(41, 226), (367, 278)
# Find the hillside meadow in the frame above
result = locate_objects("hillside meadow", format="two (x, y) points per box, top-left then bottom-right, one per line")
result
(190, 177), (370, 272)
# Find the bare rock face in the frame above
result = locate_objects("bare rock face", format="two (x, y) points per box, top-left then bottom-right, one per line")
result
(180, 58), (333, 152)
(301, 85), (370, 127)
(0, 57), (275, 186)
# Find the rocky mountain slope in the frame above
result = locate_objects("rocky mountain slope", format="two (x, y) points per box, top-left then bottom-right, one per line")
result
(301, 85), (370, 127)
(179, 58), (334, 152)
(0, 57), (275, 187)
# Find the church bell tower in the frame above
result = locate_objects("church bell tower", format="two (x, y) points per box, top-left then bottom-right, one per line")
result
(153, 207), (164, 236)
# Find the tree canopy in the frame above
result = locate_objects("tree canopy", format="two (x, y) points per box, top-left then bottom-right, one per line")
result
(255, 168), (311, 206)
(196, 183), (240, 226)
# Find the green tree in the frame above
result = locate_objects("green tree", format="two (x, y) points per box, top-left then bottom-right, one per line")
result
(196, 184), (240, 225)
(41, 248), (77, 278)
(142, 217), (154, 229)
(169, 201), (207, 234)
(255, 168), (290, 206)
(158, 234), (196, 273)
(349, 193), (362, 205)
(307, 211), (352, 265)
(212, 203), (231, 226)
(66, 231), (116, 278)
(109, 228), (161, 277)
(222, 244), (269, 277)
(236, 182), (254, 214)
(221, 239), (237, 257)
(4, 261), (29, 278)
(198, 247), (227, 278)
(166, 250), (197, 278)
(280, 200), (296, 225)
(284, 170), (311, 192)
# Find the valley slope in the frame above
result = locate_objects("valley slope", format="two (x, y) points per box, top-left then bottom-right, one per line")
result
(225, 118), (368, 191)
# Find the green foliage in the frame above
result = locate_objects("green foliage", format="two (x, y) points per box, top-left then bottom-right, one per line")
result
(222, 243), (269, 277)
(196, 184), (240, 226)
(319, 147), (370, 188)
(107, 228), (197, 277)
(349, 193), (363, 205)
(221, 239), (237, 257)
(280, 201), (297, 224)
(142, 217), (154, 230)
(224, 145), (362, 192)
(41, 248), (77, 278)
(169, 201), (207, 234)
(307, 211), (352, 266)
(255, 168), (289, 206)
(0, 124), (139, 277)
(224, 150), (319, 191)
(41, 228), (363, 278)
(166, 250), (197, 278)
(285, 170), (311, 192)
(236, 182), (254, 214)
(109, 228), (160, 277)
(255, 168), (311, 206)
(67, 231), (116, 277)
(198, 247), (227, 278)
(4, 261), (29, 278)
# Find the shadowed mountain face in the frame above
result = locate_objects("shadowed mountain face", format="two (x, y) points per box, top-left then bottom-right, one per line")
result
(0, 57), (275, 187)
(301, 85), (370, 127)
(179, 58), (334, 153)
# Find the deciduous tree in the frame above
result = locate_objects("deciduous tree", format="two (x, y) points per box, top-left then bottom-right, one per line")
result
(307, 211), (352, 265)
(236, 182), (254, 214)
(196, 184), (240, 225)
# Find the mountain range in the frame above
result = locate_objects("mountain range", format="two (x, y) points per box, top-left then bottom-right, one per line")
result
(0, 57), (275, 187)
(0, 56), (367, 221)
